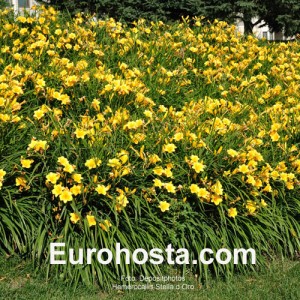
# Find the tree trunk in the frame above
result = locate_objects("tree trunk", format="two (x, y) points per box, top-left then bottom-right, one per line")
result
(243, 14), (254, 35)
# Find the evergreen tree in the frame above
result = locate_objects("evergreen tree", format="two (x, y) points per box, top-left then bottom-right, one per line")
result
(1, 0), (10, 8)
(35, 0), (300, 36)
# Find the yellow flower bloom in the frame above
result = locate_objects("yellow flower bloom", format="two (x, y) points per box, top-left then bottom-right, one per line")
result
(19, 28), (28, 35)
(13, 53), (22, 60)
(276, 161), (287, 172)
(228, 207), (238, 218)
(245, 201), (257, 214)
(38, 17), (46, 24)
(238, 164), (249, 174)
(261, 199), (268, 207)
(192, 161), (206, 173)
(173, 132), (183, 141)
(107, 158), (121, 168)
(70, 185), (82, 196)
(70, 213), (80, 224)
(118, 152), (129, 164)
(211, 180), (223, 195)
(123, 119), (143, 130)
(63, 163), (75, 174)
(270, 131), (280, 142)
(248, 160), (258, 168)
(153, 178), (163, 188)
(16, 177), (27, 187)
(271, 123), (281, 131)
(286, 181), (294, 190)
(57, 156), (69, 166)
(0, 169), (6, 180)
(247, 149), (263, 162)
(254, 178), (262, 188)
(163, 167), (173, 178)
(270, 170), (279, 180)
(164, 181), (176, 193)
(16, 16), (27, 23)
(131, 133), (146, 144)
(197, 188), (210, 199)
(262, 184), (272, 193)
(33, 109), (45, 120)
(52, 184), (64, 197)
(190, 184), (200, 194)
(246, 175), (256, 186)
(162, 143), (177, 153)
(189, 46), (198, 53)
(211, 194), (223, 205)
(100, 219), (112, 231)
(227, 149), (238, 157)
(143, 110), (153, 118)
(153, 166), (164, 176)
(95, 184), (109, 195)
(116, 193), (129, 207)
(59, 189), (73, 203)
(149, 154), (161, 164)
(91, 99), (100, 111)
(74, 128), (87, 139)
(280, 172), (288, 182)
(190, 155), (199, 163)
(159, 201), (170, 212)
(85, 158), (101, 169)
(121, 166), (131, 177)
(28, 139), (48, 152)
(158, 105), (167, 112)
(20, 158), (34, 168)
(46, 172), (60, 184)
(87, 215), (96, 227)
(72, 173), (82, 183)
(55, 29), (62, 35)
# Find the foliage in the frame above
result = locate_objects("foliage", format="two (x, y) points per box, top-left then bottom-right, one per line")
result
(0, 0), (9, 9)
(34, 1), (300, 36)
(189, 0), (300, 36)
(0, 6), (300, 289)
(259, 0), (300, 37)
(34, 0), (198, 22)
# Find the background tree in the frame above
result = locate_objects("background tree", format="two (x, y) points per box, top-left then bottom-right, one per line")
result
(195, 0), (300, 36)
(187, 0), (264, 34)
(1, 0), (10, 8)
(35, 0), (198, 22)
(259, 0), (300, 37)
(36, 0), (300, 36)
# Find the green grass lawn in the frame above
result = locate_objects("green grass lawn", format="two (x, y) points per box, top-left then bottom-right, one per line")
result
(0, 255), (299, 300)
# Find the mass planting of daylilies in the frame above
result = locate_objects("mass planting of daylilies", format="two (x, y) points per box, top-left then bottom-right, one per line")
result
(0, 6), (300, 275)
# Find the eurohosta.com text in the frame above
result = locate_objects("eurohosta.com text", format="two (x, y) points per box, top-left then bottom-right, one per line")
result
(50, 243), (256, 265)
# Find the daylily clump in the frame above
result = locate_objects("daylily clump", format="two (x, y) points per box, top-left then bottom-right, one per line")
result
(0, 6), (299, 266)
